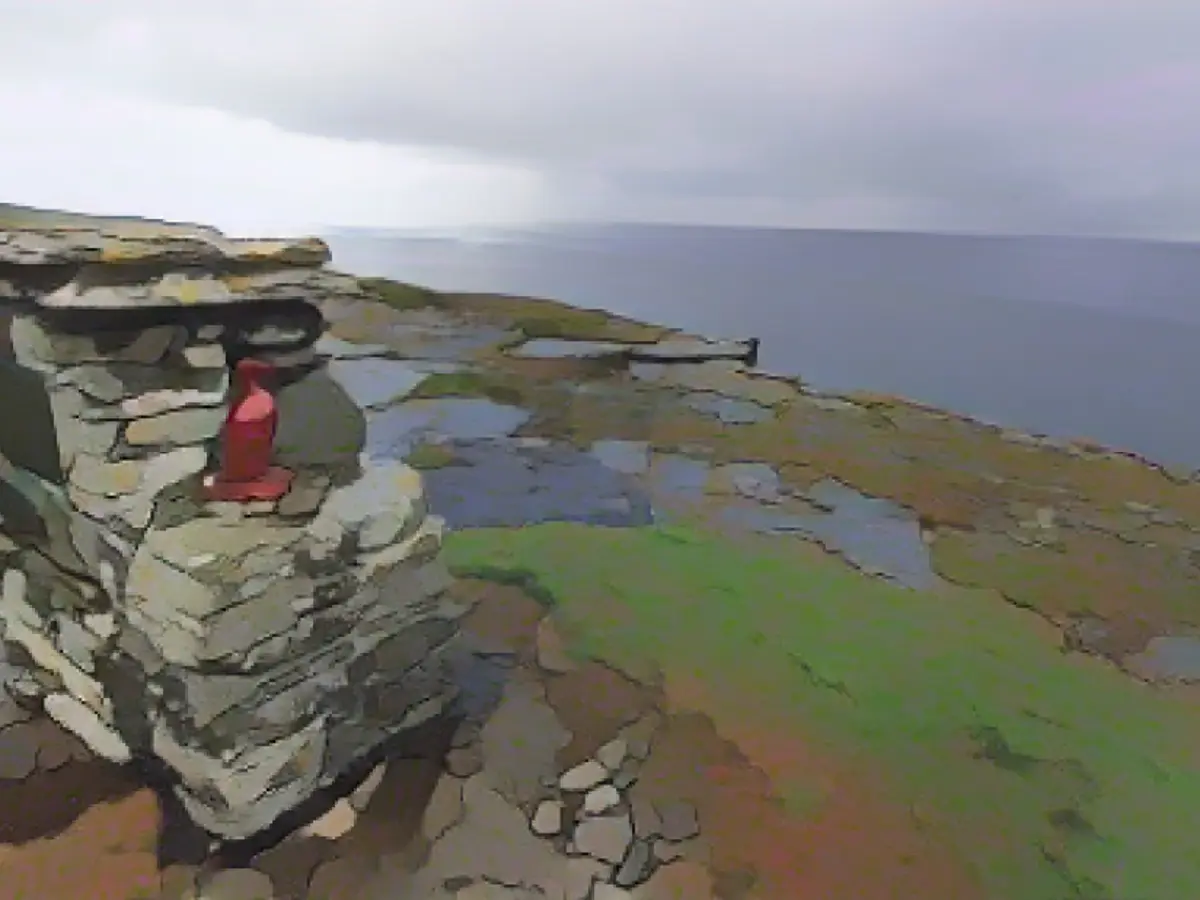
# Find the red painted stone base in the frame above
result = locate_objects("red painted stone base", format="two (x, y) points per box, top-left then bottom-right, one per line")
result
(201, 465), (294, 503)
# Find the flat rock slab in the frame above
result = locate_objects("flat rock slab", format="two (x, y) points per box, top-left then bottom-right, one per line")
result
(315, 335), (396, 359)
(421, 439), (654, 529)
(8, 266), (361, 311)
(628, 337), (757, 364)
(511, 337), (757, 364)
(0, 216), (330, 268)
(511, 339), (630, 360)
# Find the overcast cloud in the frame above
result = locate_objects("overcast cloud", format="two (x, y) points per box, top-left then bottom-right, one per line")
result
(0, 0), (1198, 236)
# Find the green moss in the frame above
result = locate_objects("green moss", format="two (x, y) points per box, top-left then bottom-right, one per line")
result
(438, 292), (666, 343)
(407, 371), (526, 407)
(359, 277), (445, 311)
(403, 442), (460, 470)
(444, 523), (1200, 900)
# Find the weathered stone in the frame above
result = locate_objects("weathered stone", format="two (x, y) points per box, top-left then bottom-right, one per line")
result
(531, 799), (564, 837)
(299, 798), (357, 840)
(69, 445), (208, 531)
(272, 367), (366, 468)
(480, 675), (571, 806)
(535, 616), (577, 674)
(613, 838), (655, 888)
(124, 406), (225, 447)
(34, 267), (359, 311)
(618, 714), (661, 762)
(630, 796), (662, 839)
(407, 773), (575, 899)
(596, 738), (629, 772)
(2, 212), (461, 847)
(349, 762), (387, 812)
(316, 458), (425, 553)
(560, 759), (609, 792)
(194, 867), (277, 900)
(422, 772), (466, 841)
(0, 720), (39, 779)
(275, 471), (331, 519)
(10, 314), (180, 366)
(572, 812), (634, 864)
(656, 800), (700, 842)
(155, 714), (329, 838)
(628, 336), (756, 364)
(592, 885), (634, 900)
(43, 691), (131, 762)
(584, 784), (623, 816)
(239, 323), (312, 349)
(111, 385), (228, 420)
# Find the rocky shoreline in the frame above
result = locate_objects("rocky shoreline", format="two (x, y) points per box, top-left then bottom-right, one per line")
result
(0, 212), (1197, 899)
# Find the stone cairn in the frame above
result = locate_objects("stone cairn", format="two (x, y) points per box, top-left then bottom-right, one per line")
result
(0, 216), (465, 839)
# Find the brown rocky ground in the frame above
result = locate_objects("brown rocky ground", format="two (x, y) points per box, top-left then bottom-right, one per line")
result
(4, 576), (915, 900)
(3, 279), (1198, 898)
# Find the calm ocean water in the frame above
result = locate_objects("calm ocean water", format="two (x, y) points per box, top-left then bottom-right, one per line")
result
(324, 223), (1200, 470)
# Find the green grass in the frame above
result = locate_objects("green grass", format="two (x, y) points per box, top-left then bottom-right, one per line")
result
(407, 371), (526, 407)
(359, 276), (446, 310)
(444, 523), (1200, 900)
(403, 442), (461, 470)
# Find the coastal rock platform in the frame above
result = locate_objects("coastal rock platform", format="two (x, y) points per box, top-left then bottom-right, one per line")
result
(0, 212), (1197, 900)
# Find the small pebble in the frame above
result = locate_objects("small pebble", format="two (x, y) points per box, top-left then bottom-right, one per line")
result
(613, 767), (638, 791)
(531, 799), (564, 837)
(630, 796), (662, 839)
(349, 763), (387, 812)
(595, 738), (628, 772)
(658, 800), (700, 842)
(613, 838), (655, 888)
(583, 784), (622, 816)
(559, 759), (609, 791)
(194, 867), (275, 900)
(445, 743), (484, 778)
(591, 884), (634, 900)
(299, 799), (357, 841)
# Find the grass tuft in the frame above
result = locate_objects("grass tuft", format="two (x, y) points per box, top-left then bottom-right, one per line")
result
(407, 371), (526, 407)
(359, 277), (445, 310)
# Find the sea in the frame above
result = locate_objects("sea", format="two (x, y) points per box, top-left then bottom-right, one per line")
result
(323, 223), (1200, 471)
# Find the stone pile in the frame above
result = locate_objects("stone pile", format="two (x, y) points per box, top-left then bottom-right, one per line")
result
(532, 733), (703, 892)
(0, 213), (466, 839)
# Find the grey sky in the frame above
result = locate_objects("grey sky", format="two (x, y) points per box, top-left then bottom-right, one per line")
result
(0, 0), (1198, 236)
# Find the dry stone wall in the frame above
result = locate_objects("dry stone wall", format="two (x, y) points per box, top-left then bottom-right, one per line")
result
(0, 214), (465, 839)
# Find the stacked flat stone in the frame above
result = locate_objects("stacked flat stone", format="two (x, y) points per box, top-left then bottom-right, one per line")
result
(0, 212), (464, 839)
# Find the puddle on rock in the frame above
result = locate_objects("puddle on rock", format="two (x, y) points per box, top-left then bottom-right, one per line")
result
(326, 358), (433, 409)
(646, 454), (712, 504)
(1125, 635), (1200, 682)
(716, 479), (936, 590)
(420, 439), (654, 529)
(589, 440), (652, 476)
(365, 400), (532, 460)
(683, 392), (774, 425)
(386, 323), (515, 361)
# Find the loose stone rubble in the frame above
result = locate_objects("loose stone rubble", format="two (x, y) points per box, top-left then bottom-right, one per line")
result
(0, 217), (466, 839)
